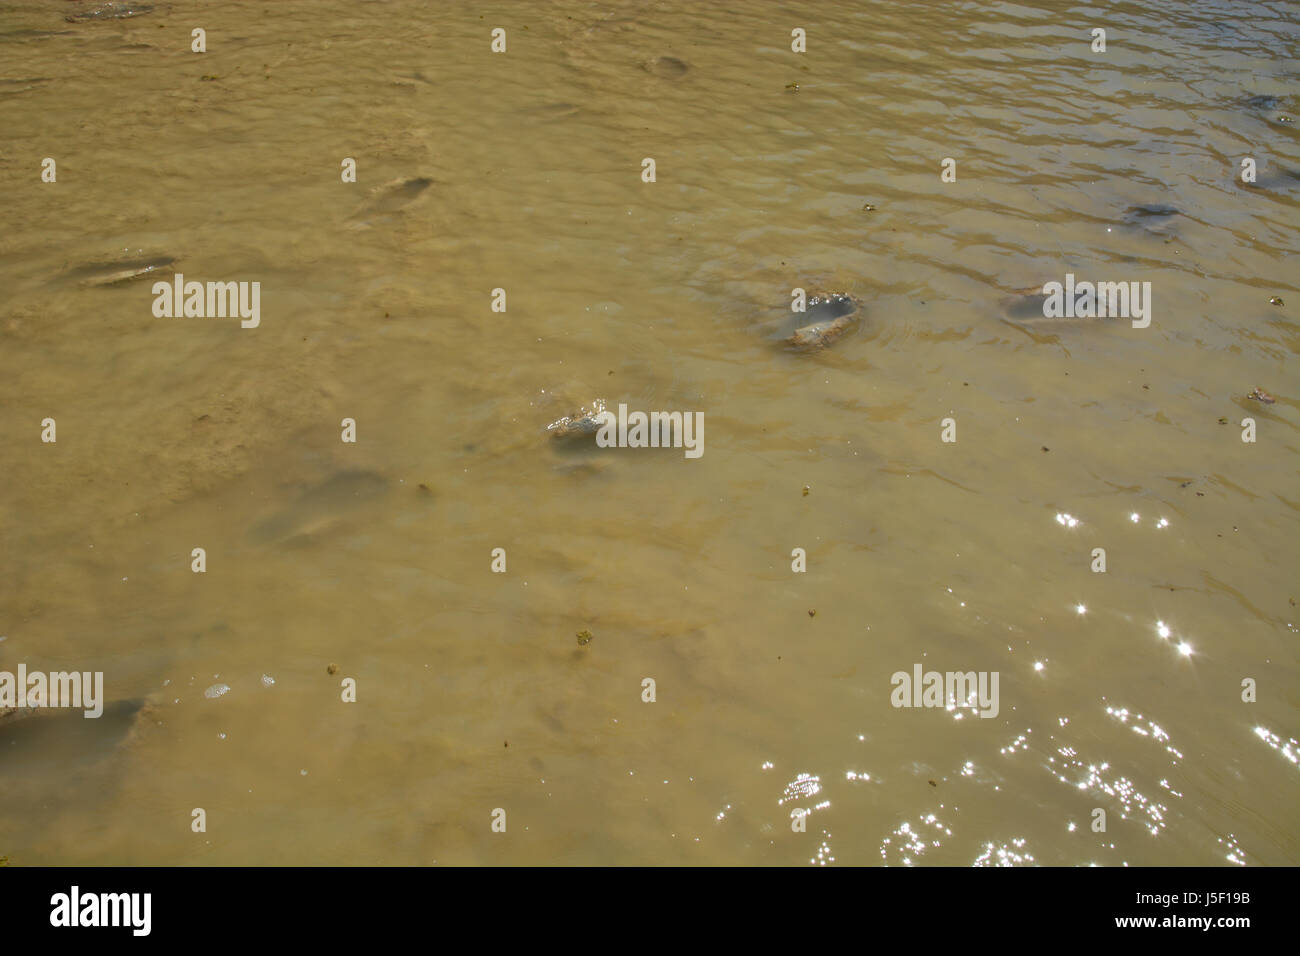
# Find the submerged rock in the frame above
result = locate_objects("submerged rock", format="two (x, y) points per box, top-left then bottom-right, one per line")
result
(645, 56), (689, 79)
(1241, 94), (1281, 111)
(521, 102), (581, 123)
(1240, 167), (1300, 191)
(1002, 286), (1051, 321)
(0, 28), (75, 39)
(348, 176), (434, 224)
(248, 469), (392, 545)
(1122, 203), (1182, 225)
(1240, 93), (1291, 123)
(1000, 284), (1135, 323)
(1120, 203), (1183, 237)
(1123, 203), (1181, 220)
(0, 77), (53, 99)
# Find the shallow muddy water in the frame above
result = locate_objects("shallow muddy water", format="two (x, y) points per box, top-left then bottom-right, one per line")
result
(0, 0), (1296, 865)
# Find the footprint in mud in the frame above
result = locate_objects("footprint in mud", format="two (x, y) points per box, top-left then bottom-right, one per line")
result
(60, 252), (176, 288)
(248, 469), (394, 546)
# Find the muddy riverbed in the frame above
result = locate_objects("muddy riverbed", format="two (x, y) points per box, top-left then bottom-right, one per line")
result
(0, 0), (1296, 865)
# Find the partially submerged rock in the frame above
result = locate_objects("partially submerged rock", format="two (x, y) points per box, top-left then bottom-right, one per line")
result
(63, 252), (176, 287)
(784, 293), (860, 351)
(546, 399), (608, 440)
(65, 1), (155, 21)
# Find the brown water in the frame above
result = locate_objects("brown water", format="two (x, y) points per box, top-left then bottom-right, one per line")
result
(1, 0), (1296, 865)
